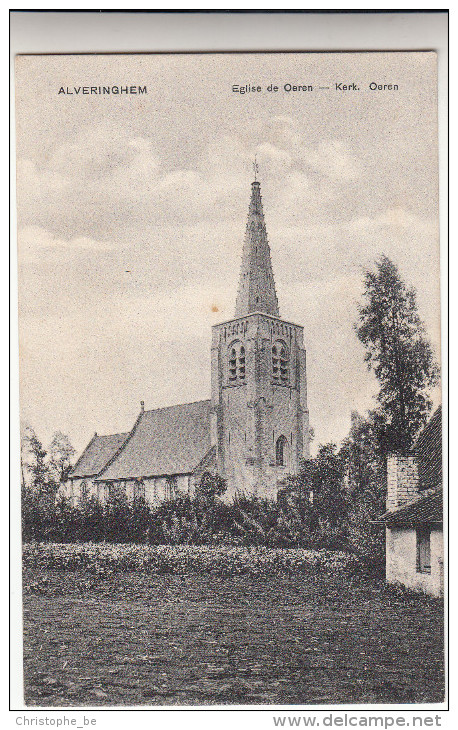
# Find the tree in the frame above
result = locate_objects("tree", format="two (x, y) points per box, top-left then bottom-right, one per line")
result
(278, 444), (347, 538)
(195, 471), (227, 503)
(21, 424), (51, 496)
(308, 444), (347, 528)
(340, 411), (385, 507)
(48, 431), (76, 484)
(21, 424), (60, 541)
(339, 412), (386, 569)
(355, 255), (439, 454)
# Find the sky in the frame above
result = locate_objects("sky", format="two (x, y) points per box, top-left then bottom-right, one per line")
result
(15, 52), (441, 456)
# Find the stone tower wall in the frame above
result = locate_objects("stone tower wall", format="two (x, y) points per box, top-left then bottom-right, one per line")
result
(211, 312), (309, 499)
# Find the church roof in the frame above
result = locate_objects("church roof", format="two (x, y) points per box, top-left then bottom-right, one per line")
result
(234, 179), (280, 318)
(69, 432), (130, 478)
(97, 399), (212, 480)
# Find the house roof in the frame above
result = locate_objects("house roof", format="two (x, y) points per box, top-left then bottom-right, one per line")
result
(414, 405), (442, 491)
(97, 399), (212, 480)
(378, 490), (443, 527)
(69, 432), (130, 478)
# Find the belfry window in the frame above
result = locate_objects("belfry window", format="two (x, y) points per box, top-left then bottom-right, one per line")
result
(228, 341), (246, 384)
(229, 347), (237, 382)
(280, 346), (289, 382)
(239, 346), (246, 380)
(272, 341), (289, 383)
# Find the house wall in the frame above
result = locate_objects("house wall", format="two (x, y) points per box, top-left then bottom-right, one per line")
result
(82, 474), (193, 506)
(143, 475), (192, 505)
(386, 526), (444, 597)
(62, 478), (100, 507)
(65, 473), (195, 508)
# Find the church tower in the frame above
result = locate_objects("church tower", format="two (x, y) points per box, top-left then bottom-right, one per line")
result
(211, 177), (310, 500)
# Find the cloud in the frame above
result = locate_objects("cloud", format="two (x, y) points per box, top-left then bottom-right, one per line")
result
(304, 140), (362, 182)
(15, 103), (440, 454)
(16, 121), (367, 242)
(18, 225), (117, 262)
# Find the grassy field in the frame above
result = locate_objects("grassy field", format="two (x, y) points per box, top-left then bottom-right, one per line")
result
(22, 554), (444, 706)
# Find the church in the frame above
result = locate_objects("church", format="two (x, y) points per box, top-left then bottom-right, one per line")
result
(65, 176), (310, 506)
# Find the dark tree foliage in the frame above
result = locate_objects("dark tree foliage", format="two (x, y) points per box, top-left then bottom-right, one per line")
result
(21, 425), (51, 496)
(339, 412), (386, 569)
(195, 471), (227, 502)
(340, 411), (386, 508)
(129, 497), (152, 543)
(279, 444), (347, 529)
(105, 493), (132, 543)
(356, 255), (439, 455)
(21, 426), (58, 540)
(308, 444), (347, 528)
(48, 431), (76, 484)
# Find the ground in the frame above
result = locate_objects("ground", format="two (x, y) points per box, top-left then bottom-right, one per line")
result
(22, 568), (444, 706)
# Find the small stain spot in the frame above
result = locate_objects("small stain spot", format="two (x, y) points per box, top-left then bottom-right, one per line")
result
(211, 305), (219, 313)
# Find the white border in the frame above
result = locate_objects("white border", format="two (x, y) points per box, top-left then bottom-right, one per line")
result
(8, 9), (449, 726)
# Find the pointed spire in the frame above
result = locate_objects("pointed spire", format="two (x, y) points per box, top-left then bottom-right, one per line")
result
(234, 176), (280, 318)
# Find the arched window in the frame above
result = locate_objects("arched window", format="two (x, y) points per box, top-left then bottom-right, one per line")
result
(280, 345), (289, 383)
(228, 341), (246, 384)
(239, 345), (245, 380)
(134, 479), (145, 502)
(80, 480), (88, 506)
(272, 341), (289, 383)
(272, 345), (278, 380)
(276, 435), (289, 467)
(229, 347), (237, 382)
(165, 476), (178, 501)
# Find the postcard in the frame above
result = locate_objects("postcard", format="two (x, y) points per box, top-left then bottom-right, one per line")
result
(15, 51), (443, 708)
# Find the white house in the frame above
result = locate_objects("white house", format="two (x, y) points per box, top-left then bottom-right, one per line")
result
(378, 407), (443, 597)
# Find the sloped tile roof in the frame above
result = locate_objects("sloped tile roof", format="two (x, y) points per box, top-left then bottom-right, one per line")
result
(378, 490), (443, 527)
(70, 432), (129, 478)
(97, 400), (212, 480)
(414, 405), (442, 491)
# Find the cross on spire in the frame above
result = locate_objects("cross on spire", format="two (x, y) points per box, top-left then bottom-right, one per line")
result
(253, 155), (259, 182)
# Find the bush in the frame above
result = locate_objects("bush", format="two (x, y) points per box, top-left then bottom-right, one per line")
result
(345, 497), (385, 574)
(21, 488), (354, 550)
(22, 542), (359, 577)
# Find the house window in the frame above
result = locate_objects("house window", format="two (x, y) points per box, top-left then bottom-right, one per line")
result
(416, 527), (431, 574)
(276, 435), (289, 467)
